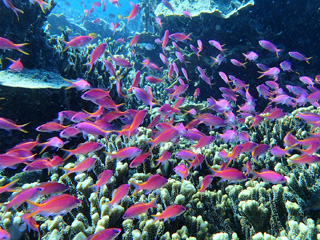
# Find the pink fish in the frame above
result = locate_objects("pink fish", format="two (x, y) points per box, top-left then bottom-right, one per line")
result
(110, 55), (132, 68)
(129, 151), (150, 168)
(208, 40), (225, 52)
(60, 36), (93, 51)
(169, 32), (192, 42)
(155, 150), (171, 166)
(258, 67), (280, 80)
(198, 175), (213, 199)
(23, 158), (51, 173)
(123, 198), (158, 219)
(244, 161), (286, 184)
(187, 153), (204, 170)
(64, 78), (91, 91)
(280, 60), (293, 72)
(251, 144), (270, 163)
(162, 30), (169, 54)
(74, 122), (109, 138)
(0, 154), (31, 169)
(242, 51), (258, 61)
(85, 43), (107, 73)
(152, 205), (186, 222)
(220, 145), (243, 166)
(145, 76), (163, 84)
(259, 40), (281, 58)
(210, 163), (247, 182)
(89, 169), (113, 193)
(0, 117), (28, 133)
(193, 88), (200, 100)
(183, 10), (192, 19)
(270, 146), (290, 157)
(128, 70), (140, 93)
(62, 157), (96, 178)
(162, 0), (174, 12)
(39, 137), (64, 153)
(106, 184), (129, 213)
(81, 88), (110, 100)
(2, 187), (43, 211)
(36, 122), (66, 132)
(94, 97), (125, 111)
(86, 228), (121, 240)
(0, 179), (19, 194)
(36, 182), (68, 196)
(105, 147), (142, 161)
(155, 17), (162, 28)
(197, 66), (212, 85)
(230, 59), (246, 68)
(25, 194), (81, 218)
(0, 37), (28, 54)
(60, 127), (81, 138)
(289, 51), (311, 64)
(125, 3), (139, 23)
(288, 154), (320, 165)
(148, 128), (178, 150)
(130, 34), (140, 48)
(211, 53), (225, 65)
(131, 174), (167, 195)
(63, 142), (103, 159)
(3, 0), (24, 20)
(173, 164), (188, 181)
(132, 87), (158, 110)
(6, 57), (23, 72)
(192, 136), (215, 149)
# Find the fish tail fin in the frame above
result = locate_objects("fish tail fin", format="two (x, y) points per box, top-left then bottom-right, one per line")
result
(306, 57), (312, 64)
(150, 196), (158, 208)
(59, 39), (69, 51)
(151, 214), (160, 222)
(19, 122), (30, 133)
(15, 43), (29, 55)
(37, 0), (51, 13)
(130, 181), (141, 195)
(83, 62), (93, 73)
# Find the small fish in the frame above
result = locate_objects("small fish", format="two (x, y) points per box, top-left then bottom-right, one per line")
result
(105, 147), (142, 161)
(162, 0), (174, 12)
(155, 150), (171, 166)
(130, 34), (140, 48)
(152, 205), (186, 222)
(125, 3), (139, 23)
(85, 43), (107, 73)
(148, 128), (178, 150)
(173, 164), (188, 181)
(208, 40), (225, 52)
(89, 169), (113, 193)
(0, 37), (28, 55)
(280, 60), (293, 72)
(60, 36), (93, 51)
(81, 88), (110, 101)
(6, 57), (23, 72)
(210, 162), (247, 182)
(162, 30), (169, 54)
(242, 51), (258, 61)
(259, 40), (281, 58)
(0, 117), (28, 133)
(106, 184), (129, 213)
(244, 161), (286, 184)
(289, 51), (311, 64)
(36, 122), (66, 132)
(183, 10), (192, 19)
(123, 198), (158, 219)
(64, 78), (91, 91)
(25, 194), (82, 218)
(169, 32), (192, 42)
(0, 179), (19, 195)
(129, 152), (150, 168)
(131, 174), (167, 195)
(198, 175), (213, 199)
(230, 59), (246, 68)
(86, 228), (121, 240)
(36, 182), (68, 196)
(63, 142), (104, 159)
(61, 157), (96, 178)
(2, 187), (43, 211)
(2, 0), (24, 20)
(251, 144), (270, 163)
